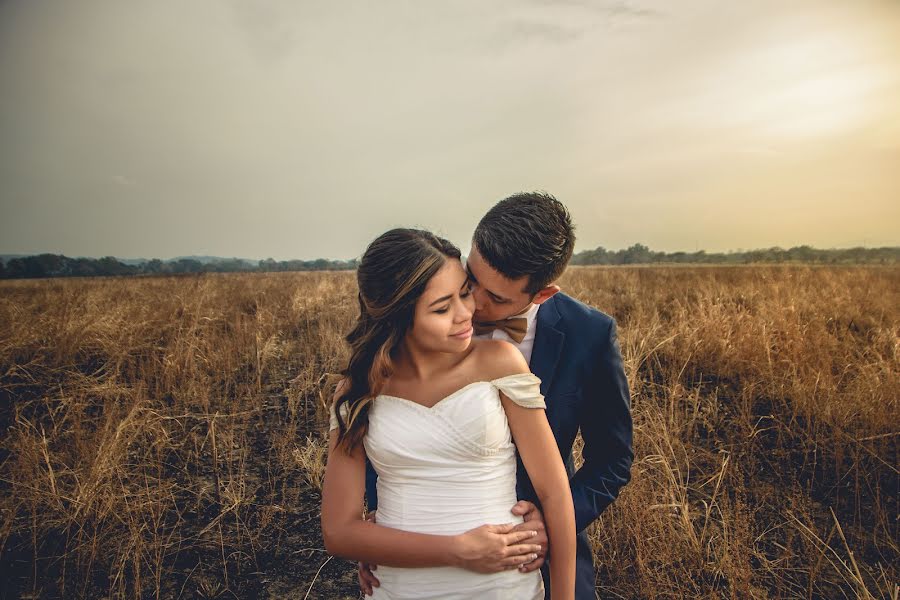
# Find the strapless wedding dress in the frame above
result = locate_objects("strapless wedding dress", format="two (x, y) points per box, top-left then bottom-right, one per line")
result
(329, 373), (546, 600)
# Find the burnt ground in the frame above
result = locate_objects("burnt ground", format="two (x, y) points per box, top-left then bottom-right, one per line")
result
(0, 361), (362, 600)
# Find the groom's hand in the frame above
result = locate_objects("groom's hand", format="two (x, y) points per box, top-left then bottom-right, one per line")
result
(510, 501), (548, 573)
(357, 510), (380, 596)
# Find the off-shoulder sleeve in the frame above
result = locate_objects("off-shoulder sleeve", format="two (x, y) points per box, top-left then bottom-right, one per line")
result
(329, 400), (349, 432)
(491, 373), (546, 409)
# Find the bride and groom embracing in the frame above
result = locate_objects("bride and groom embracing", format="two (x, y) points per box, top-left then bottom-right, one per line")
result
(322, 192), (634, 599)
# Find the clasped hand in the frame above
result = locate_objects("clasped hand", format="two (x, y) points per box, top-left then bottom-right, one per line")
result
(357, 501), (549, 596)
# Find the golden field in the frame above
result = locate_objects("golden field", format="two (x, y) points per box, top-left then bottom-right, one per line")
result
(0, 266), (897, 599)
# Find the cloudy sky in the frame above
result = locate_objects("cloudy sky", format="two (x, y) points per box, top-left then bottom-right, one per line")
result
(1, 0), (898, 260)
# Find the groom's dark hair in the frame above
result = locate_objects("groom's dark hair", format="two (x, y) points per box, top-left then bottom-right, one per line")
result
(473, 191), (575, 295)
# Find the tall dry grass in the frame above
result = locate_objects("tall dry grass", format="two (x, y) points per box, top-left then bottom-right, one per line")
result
(0, 273), (357, 598)
(568, 266), (898, 599)
(0, 266), (897, 599)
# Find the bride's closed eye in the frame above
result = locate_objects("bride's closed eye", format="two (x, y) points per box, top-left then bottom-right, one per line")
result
(433, 284), (473, 314)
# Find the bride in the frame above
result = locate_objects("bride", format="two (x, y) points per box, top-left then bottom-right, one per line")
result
(321, 228), (576, 599)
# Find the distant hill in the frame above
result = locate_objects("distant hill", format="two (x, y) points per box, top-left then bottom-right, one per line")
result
(2, 254), (263, 266)
(0, 253), (356, 279)
(1, 254), (263, 266)
(570, 244), (900, 266)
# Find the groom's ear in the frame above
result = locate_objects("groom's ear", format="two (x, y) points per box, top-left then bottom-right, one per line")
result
(531, 285), (560, 305)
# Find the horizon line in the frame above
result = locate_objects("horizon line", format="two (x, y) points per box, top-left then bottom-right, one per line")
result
(2, 242), (899, 264)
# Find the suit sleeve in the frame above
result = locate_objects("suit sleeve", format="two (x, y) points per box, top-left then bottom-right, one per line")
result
(365, 457), (378, 511)
(570, 318), (633, 532)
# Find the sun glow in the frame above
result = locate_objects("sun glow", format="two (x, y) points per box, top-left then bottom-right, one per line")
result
(707, 27), (894, 140)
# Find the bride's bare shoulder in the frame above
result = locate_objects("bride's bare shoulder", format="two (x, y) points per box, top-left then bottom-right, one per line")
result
(467, 339), (530, 380)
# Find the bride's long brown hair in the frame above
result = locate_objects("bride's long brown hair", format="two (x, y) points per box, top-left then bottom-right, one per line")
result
(334, 228), (462, 452)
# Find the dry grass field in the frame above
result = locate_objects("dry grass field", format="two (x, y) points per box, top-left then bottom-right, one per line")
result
(0, 266), (897, 599)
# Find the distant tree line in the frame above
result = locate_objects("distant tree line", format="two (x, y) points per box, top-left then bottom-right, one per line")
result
(1, 245), (896, 279)
(570, 244), (899, 266)
(0, 255), (358, 279)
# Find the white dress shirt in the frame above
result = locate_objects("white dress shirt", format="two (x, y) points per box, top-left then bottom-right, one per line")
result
(473, 302), (540, 365)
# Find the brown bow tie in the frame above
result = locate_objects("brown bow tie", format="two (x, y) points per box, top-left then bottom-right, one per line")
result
(473, 317), (528, 343)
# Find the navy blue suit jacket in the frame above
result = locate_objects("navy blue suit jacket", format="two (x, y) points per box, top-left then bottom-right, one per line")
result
(365, 293), (634, 599)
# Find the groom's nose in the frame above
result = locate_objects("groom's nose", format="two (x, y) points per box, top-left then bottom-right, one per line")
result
(471, 285), (488, 313)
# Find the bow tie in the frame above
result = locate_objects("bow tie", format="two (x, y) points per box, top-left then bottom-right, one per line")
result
(473, 317), (528, 343)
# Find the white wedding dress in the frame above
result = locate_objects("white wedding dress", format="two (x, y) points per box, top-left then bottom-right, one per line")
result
(329, 373), (547, 600)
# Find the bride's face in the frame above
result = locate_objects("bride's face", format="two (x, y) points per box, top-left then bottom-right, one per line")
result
(408, 259), (475, 352)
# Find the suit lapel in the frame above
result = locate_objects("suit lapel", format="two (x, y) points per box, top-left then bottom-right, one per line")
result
(530, 294), (565, 396)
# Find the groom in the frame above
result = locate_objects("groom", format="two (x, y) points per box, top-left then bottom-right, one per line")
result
(359, 192), (634, 599)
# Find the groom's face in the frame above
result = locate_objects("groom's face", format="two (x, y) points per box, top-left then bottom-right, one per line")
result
(465, 245), (534, 323)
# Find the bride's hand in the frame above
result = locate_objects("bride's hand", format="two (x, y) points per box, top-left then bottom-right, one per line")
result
(451, 524), (542, 573)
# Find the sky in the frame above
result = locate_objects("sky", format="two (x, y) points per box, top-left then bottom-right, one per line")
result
(1, 0), (898, 261)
